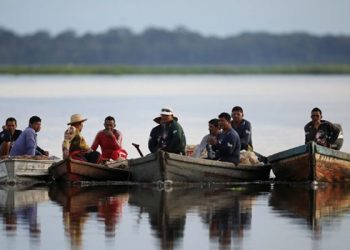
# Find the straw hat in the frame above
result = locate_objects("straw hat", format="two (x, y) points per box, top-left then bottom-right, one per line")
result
(67, 114), (87, 125)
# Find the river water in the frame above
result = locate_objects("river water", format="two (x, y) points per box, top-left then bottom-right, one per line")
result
(0, 74), (350, 249)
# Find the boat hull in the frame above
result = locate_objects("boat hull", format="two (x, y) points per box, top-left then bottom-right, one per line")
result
(130, 151), (271, 183)
(268, 142), (350, 182)
(48, 158), (131, 182)
(0, 158), (54, 184)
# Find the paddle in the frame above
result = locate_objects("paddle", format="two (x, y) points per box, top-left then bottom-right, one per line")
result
(132, 143), (144, 157)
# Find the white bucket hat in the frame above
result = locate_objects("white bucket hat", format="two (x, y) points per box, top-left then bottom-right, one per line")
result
(153, 107), (177, 124)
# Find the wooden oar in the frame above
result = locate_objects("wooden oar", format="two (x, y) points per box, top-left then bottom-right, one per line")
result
(132, 143), (144, 157)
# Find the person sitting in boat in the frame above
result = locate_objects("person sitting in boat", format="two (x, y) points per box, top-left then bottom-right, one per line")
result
(148, 107), (186, 155)
(9, 116), (49, 157)
(193, 118), (221, 159)
(63, 114), (100, 163)
(304, 107), (340, 148)
(208, 112), (240, 165)
(91, 116), (128, 162)
(0, 117), (22, 156)
(231, 106), (253, 151)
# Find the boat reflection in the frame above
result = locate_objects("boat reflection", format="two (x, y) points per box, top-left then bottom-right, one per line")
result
(128, 184), (270, 250)
(0, 185), (48, 237)
(269, 184), (350, 236)
(49, 185), (129, 249)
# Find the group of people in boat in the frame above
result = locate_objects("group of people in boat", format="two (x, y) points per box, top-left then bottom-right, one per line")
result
(0, 106), (342, 165)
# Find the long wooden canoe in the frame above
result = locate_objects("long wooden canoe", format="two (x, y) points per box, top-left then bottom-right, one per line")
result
(268, 142), (350, 182)
(48, 158), (131, 182)
(129, 150), (271, 183)
(0, 157), (58, 184)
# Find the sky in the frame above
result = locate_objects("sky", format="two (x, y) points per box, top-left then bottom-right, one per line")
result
(0, 0), (350, 37)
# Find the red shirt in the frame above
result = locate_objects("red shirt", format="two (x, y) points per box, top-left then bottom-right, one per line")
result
(91, 129), (123, 159)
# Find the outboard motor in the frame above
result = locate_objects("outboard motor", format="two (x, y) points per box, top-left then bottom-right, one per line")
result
(330, 123), (343, 150)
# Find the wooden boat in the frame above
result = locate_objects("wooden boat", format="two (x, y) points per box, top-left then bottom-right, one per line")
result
(0, 156), (58, 184)
(48, 158), (131, 182)
(268, 142), (350, 182)
(129, 150), (271, 183)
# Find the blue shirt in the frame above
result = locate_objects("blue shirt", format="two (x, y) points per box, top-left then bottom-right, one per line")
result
(213, 128), (240, 165)
(10, 127), (37, 156)
(231, 119), (253, 150)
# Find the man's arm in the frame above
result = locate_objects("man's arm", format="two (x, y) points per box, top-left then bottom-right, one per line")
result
(148, 127), (159, 153)
(62, 127), (75, 158)
(240, 122), (252, 150)
(0, 142), (10, 156)
(25, 131), (37, 156)
(91, 132), (100, 151)
(193, 134), (209, 158)
(328, 122), (340, 144)
(36, 146), (49, 156)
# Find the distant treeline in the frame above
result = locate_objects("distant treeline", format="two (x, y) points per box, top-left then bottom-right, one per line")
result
(1, 27), (350, 66)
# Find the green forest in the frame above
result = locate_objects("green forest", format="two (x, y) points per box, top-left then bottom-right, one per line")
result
(1, 27), (350, 73)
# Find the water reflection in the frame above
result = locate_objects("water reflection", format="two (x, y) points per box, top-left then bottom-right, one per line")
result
(0, 185), (47, 237)
(128, 184), (270, 250)
(269, 184), (350, 237)
(49, 185), (129, 249)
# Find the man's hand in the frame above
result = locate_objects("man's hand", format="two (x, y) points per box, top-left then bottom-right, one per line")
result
(207, 136), (217, 145)
(63, 149), (69, 158)
(104, 129), (115, 137)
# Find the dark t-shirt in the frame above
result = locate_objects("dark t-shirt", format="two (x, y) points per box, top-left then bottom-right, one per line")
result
(304, 120), (340, 147)
(212, 128), (241, 165)
(231, 119), (253, 150)
(0, 129), (22, 144)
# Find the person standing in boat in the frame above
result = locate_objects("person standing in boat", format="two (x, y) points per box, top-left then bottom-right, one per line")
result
(148, 107), (186, 155)
(10, 116), (49, 156)
(193, 118), (221, 159)
(91, 116), (128, 162)
(63, 114), (100, 163)
(0, 117), (22, 156)
(208, 112), (240, 165)
(231, 106), (253, 151)
(304, 107), (340, 148)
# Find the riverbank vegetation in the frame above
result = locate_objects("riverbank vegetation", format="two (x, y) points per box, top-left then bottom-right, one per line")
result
(1, 64), (350, 75)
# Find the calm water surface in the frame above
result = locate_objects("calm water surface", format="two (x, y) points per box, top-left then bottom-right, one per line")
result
(1, 184), (350, 250)
(0, 74), (350, 249)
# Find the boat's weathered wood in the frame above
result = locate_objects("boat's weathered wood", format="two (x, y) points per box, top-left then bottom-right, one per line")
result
(49, 158), (130, 182)
(0, 158), (56, 184)
(268, 142), (350, 182)
(130, 151), (271, 183)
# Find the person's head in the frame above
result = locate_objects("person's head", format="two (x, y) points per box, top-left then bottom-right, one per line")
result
(311, 107), (322, 124)
(218, 112), (232, 130)
(231, 106), (244, 124)
(67, 114), (87, 132)
(208, 118), (220, 135)
(104, 116), (116, 130)
(160, 107), (174, 124)
(5, 117), (17, 134)
(29, 116), (41, 132)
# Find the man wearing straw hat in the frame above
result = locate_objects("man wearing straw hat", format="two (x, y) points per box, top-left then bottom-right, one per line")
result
(148, 107), (186, 155)
(62, 114), (100, 163)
